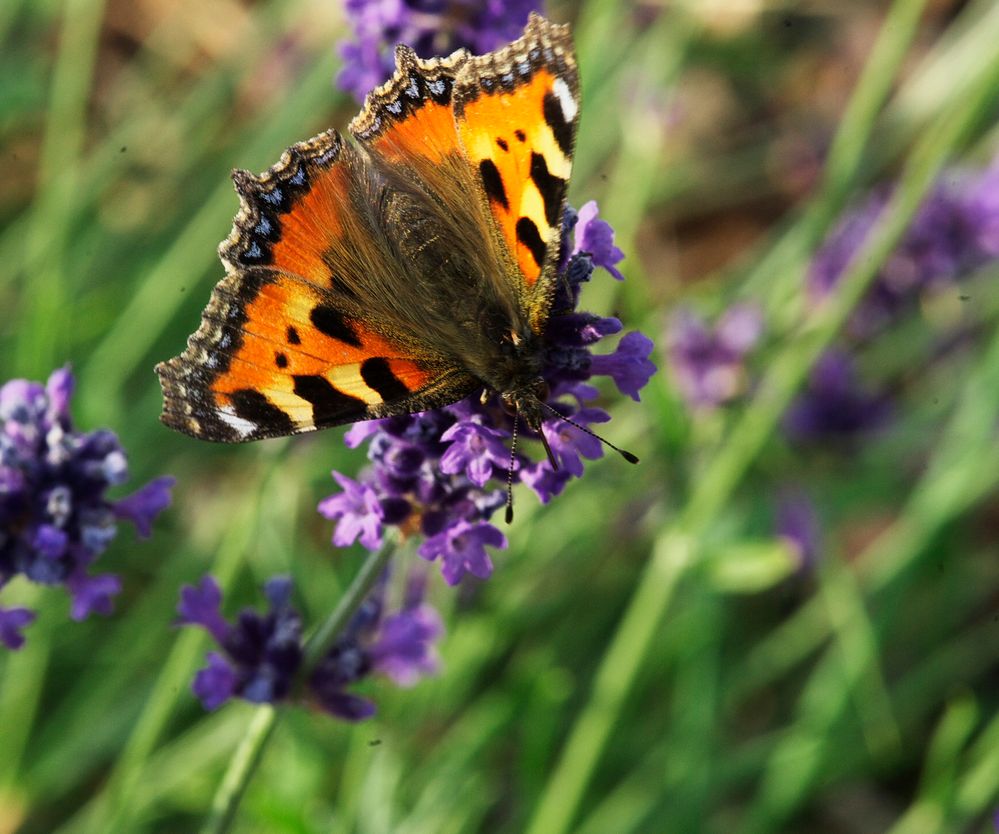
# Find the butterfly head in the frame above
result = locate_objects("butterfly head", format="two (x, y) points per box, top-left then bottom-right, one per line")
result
(499, 378), (550, 432)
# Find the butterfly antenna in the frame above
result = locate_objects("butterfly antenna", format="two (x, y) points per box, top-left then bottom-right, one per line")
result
(539, 400), (640, 464)
(505, 414), (518, 524)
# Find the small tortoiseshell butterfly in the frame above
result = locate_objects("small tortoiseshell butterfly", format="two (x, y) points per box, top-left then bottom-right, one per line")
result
(157, 14), (593, 455)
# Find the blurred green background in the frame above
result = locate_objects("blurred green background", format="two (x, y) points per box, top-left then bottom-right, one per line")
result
(4, 0), (999, 832)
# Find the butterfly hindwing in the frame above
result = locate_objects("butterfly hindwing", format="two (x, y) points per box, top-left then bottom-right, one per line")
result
(158, 266), (478, 441)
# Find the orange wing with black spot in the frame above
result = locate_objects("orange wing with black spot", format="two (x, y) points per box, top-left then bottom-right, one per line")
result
(350, 15), (579, 328)
(157, 131), (477, 441)
(453, 15), (579, 319)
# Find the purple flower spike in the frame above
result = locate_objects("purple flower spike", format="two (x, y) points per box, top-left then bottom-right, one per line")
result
(589, 332), (657, 401)
(573, 201), (625, 280)
(784, 350), (889, 443)
(193, 653), (238, 710)
(177, 576), (230, 643)
(180, 568), (445, 720)
(180, 574), (304, 710)
(0, 366), (172, 646)
(775, 490), (820, 571)
(667, 304), (762, 411)
(318, 473), (384, 550)
(336, 0), (541, 102)
(0, 607), (36, 650)
(420, 520), (506, 585)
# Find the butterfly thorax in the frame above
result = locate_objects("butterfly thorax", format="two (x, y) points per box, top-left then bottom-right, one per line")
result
(486, 327), (549, 430)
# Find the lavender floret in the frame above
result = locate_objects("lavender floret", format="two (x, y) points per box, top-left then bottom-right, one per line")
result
(336, 0), (542, 102)
(179, 571), (443, 720)
(0, 366), (174, 647)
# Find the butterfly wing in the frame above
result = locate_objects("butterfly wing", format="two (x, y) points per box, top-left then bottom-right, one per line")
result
(157, 130), (477, 441)
(158, 15), (579, 442)
(347, 14), (579, 376)
(452, 14), (579, 332)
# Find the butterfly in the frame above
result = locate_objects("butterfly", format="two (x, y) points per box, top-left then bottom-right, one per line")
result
(157, 14), (594, 460)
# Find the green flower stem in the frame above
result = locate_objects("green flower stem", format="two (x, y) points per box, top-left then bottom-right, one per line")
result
(199, 706), (279, 834)
(303, 535), (398, 669)
(525, 10), (999, 834)
(90, 488), (271, 834)
(201, 536), (397, 834)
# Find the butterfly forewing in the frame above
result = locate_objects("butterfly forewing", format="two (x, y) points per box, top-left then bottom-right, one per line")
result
(453, 14), (580, 332)
(158, 133), (477, 441)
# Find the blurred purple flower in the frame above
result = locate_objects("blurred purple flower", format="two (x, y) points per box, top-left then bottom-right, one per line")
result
(179, 571), (444, 720)
(775, 490), (820, 571)
(179, 576), (303, 708)
(783, 350), (889, 443)
(0, 607), (35, 650)
(371, 600), (442, 686)
(666, 303), (763, 411)
(336, 0), (541, 102)
(809, 161), (999, 336)
(319, 204), (655, 585)
(0, 366), (174, 648)
(964, 159), (999, 257)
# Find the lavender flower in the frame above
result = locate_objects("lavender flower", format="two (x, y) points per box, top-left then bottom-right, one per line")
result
(665, 303), (762, 411)
(809, 162), (999, 336)
(0, 607), (35, 650)
(573, 200), (625, 281)
(775, 490), (820, 572)
(318, 203), (656, 585)
(0, 366), (174, 647)
(336, 0), (541, 102)
(965, 159), (999, 258)
(783, 350), (889, 443)
(178, 572), (442, 720)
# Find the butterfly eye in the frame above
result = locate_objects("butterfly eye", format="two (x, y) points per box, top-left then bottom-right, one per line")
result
(532, 381), (550, 403)
(500, 393), (518, 415)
